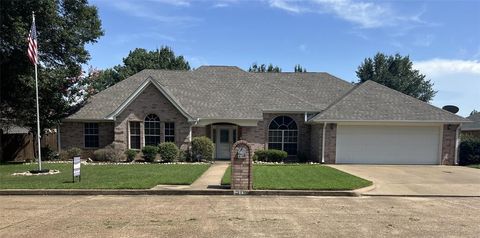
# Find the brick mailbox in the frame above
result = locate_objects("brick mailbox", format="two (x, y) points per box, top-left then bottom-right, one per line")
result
(230, 140), (253, 190)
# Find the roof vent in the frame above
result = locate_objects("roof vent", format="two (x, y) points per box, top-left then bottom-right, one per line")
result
(442, 105), (459, 114)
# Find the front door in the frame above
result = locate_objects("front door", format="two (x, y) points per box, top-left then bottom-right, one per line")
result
(214, 126), (237, 160)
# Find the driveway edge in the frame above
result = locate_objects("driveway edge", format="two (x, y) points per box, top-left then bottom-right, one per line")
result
(0, 189), (360, 196)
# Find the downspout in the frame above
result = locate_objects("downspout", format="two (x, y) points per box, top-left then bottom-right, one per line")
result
(454, 124), (461, 165)
(304, 112), (308, 122)
(188, 118), (200, 143)
(321, 123), (326, 163)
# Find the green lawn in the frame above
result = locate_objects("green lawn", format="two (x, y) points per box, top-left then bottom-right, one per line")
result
(0, 163), (210, 189)
(222, 164), (372, 190)
(467, 164), (480, 169)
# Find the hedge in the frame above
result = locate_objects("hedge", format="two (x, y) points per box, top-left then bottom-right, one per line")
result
(158, 142), (180, 162)
(459, 138), (480, 165)
(254, 149), (288, 162)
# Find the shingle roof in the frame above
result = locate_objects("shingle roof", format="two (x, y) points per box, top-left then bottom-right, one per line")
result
(67, 66), (353, 120)
(310, 80), (469, 122)
(462, 113), (480, 130)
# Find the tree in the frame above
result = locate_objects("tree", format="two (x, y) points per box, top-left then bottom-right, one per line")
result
(294, 64), (307, 72)
(248, 63), (282, 73)
(0, 0), (103, 132)
(470, 110), (479, 117)
(84, 47), (190, 97)
(356, 53), (436, 102)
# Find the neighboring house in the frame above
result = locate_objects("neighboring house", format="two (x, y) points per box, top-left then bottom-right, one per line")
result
(461, 112), (480, 139)
(60, 66), (468, 165)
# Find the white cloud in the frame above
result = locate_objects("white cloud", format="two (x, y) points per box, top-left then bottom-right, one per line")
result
(298, 44), (307, 52)
(112, 32), (176, 45)
(414, 59), (480, 116)
(268, 0), (426, 29)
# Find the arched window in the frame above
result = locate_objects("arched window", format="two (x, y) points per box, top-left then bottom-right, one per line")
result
(268, 116), (298, 155)
(144, 114), (160, 146)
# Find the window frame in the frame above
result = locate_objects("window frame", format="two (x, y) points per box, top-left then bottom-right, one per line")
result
(267, 116), (298, 155)
(164, 122), (175, 143)
(129, 121), (141, 150)
(84, 122), (99, 148)
(144, 114), (161, 146)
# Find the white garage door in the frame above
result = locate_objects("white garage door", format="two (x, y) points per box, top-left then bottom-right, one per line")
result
(336, 125), (440, 164)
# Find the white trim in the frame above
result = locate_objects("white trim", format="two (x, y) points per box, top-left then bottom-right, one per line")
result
(308, 119), (467, 124)
(438, 124), (444, 164)
(455, 124), (461, 165)
(194, 118), (260, 127)
(106, 77), (194, 121)
(63, 118), (113, 122)
(263, 109), (320, 113)
(321, 123), (326, 163)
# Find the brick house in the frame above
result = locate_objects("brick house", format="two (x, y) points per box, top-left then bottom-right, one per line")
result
(60, 66), (468, 165)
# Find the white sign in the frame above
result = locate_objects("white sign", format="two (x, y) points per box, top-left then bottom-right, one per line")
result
(73, 156), (81, 178)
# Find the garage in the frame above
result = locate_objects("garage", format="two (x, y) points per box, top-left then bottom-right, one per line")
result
(336, 125), (441, 164)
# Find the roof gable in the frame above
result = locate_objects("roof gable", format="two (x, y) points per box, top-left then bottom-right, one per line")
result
(310, 80), (468, 123)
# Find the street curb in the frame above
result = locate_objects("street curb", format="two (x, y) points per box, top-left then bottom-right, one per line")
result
(362, 194), (480, 198)
(352, 184), (376, 196)
(0, 189), (360, 197)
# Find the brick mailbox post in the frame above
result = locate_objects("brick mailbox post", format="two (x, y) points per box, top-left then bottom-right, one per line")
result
(230, 140), (253, 190)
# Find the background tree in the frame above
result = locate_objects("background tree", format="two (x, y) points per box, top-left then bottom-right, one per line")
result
(248, 63), (282, 72)
(0, 0), (103, 132)
(294, 64), (307, 72)
(83, 47), (190, 97)
(356, 53), (436, 102)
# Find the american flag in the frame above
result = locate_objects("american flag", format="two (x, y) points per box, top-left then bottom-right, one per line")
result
(27, 16), (38, 65)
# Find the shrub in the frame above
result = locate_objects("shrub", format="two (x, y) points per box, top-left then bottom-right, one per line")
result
(158, 142), (180, 162)
(459, 138), (480, 165)
(93, 144), (125, 162)
(254, 149), (288, 162)
(142, 145), (158, 162)
(191, 136), (214, 162)
(125, 149), (138, 162)
(178, 150), (190, 162)
(59, 147), (82, 160)
(41, 146), (59, 161)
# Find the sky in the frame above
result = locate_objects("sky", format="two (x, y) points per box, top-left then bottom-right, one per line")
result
(86, 0), (480, 116)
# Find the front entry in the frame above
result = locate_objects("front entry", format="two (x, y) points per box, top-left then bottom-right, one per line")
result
(213, 125), (237, 160)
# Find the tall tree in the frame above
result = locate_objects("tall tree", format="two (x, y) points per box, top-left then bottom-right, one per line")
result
(356, 53), (436, 102)
(248, 63), (282, 73)
(294, 64), (307, 72)
(84, 47), (190, 97)
(0, 0), (103, 132)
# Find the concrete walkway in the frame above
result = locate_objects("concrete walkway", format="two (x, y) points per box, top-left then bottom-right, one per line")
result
(190, 161), (230, 189)
(151, 161), (230, 190)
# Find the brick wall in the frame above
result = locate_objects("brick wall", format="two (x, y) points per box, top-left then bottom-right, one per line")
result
(60, 122), (114, 150)
(323, 123), (336, 164)
(114, 84), (191, 151)
(441, 124), (459, 165)
(309, 123), (324, 162)
(239, 121), (265, 153)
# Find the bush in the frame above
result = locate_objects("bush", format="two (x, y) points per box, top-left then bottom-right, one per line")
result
(41, 146), (59, 161)
(254, 149), (288, 162)
(59, 147), (82, 160)
(178, 150), (190, 162)
(93, 144), (125, 162)
(459, 138), (480, 165)
(191, 136), (214, 162)
(125, 149), (138, 162)
(158, 142), (179, 162)
(142, 145), (158, 162)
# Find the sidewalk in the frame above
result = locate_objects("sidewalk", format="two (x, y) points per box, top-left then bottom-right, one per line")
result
(151, 161), (230, 190)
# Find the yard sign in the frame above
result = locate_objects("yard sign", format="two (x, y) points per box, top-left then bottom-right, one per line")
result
(73, 156), (81, 182)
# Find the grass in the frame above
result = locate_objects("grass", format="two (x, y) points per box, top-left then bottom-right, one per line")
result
(222, 164), (372, 190)
(0, 163), (210, 189)
(467, 164), (480, 169)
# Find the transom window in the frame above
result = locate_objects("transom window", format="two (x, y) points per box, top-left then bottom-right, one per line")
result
(164, 122), (175, 142)
(84, 123), (99, 148)
(268, 116), (298, 155)
(144, 114), (160, 146)
(129, 121), (141, 149)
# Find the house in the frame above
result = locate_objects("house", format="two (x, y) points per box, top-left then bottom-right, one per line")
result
(60, 66), (468, 165)
(461, 112), (480, 139)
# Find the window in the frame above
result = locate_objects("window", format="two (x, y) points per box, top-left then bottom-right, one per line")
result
(84, 123), (99, 148)
(129, 121), (141, 149)
(164, 122), (175, 142)
(144, 114), (160, 146)
(268, 116), (298, 155)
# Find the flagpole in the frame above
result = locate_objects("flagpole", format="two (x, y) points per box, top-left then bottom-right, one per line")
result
(33, 12), (42, 171)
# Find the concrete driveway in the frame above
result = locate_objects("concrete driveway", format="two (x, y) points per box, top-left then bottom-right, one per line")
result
(329, 165), (480, 196)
